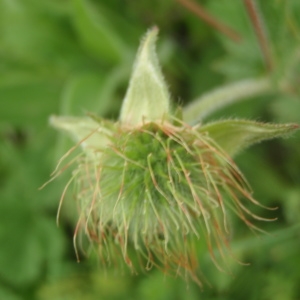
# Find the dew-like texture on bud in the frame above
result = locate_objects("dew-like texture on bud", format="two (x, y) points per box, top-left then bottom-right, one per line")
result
(72, 120), (263, 284)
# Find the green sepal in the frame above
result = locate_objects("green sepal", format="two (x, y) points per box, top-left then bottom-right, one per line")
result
(120, 27), (170, 126)
(50, 115), (113, 152)
(198, 119), (299, 156)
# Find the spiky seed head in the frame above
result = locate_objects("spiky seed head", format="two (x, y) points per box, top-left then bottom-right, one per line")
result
(72, 119), (264, 284)
(47, 28), (299, 286)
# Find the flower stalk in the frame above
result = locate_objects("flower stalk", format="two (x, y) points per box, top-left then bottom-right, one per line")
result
(183, 77), (272, 123)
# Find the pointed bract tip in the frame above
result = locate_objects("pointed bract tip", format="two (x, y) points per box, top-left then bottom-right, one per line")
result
(141, 26), (159, 50)
(147, 25), (159, 37)
(120, 27), (170, 127)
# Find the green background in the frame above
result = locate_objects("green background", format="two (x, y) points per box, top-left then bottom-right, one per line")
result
(1, 0), (300, 299)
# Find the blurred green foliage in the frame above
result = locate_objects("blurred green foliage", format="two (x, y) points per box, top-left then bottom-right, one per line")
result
(0, 0), (299, 299)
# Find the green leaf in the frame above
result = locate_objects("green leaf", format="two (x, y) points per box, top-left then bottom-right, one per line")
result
(0, 139), (66, 290)
(0, 286), (22, 300)
(0, 0), (84, 70)
(120, 27), (170, 126)
(59, 68), (128, 117)
(60, 73), (110, 116)
(72, 0), (130, 64)
(206, 0), (264, 79)
(199, 119), (299, 156)
(0, 81), (61, 126)
(207, 0), (300, 82)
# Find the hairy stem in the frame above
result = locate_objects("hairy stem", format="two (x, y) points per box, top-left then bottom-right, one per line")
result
(183, 78), (272, 123)
(244, 0), (274, 71)
(176, 0), (241, 42)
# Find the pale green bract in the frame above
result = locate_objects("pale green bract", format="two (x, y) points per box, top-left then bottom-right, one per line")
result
(120, 26), (170, 126)
(51, 28), (297, 156)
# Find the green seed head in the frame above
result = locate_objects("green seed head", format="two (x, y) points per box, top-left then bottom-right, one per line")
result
(47, 28), (298, 286)
(73, 119), (259, 284)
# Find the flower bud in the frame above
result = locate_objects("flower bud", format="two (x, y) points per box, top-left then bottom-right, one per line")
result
(48, 28), (299, 286)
